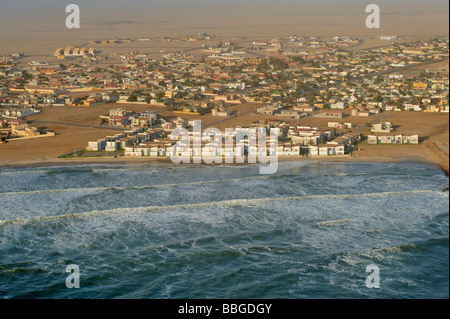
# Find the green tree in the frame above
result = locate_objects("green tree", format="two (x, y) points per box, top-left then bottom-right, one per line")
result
(22, 72), (32, 81)
(307, 92), (316, 104)
(269, 58), (289, 70)
(155, 91), (166, 99)
(374, 95), (383, 103)
(128, 93), (138, 102)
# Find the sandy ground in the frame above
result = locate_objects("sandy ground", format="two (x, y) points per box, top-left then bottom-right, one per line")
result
(0, 105), (448, 174)
(352, 111), (450, 174)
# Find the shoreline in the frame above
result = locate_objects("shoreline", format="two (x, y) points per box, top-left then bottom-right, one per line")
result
(0, 154), (445, 172)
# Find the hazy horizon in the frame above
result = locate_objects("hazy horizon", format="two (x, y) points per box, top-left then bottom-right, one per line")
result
(0, 0), (448, 50)
(1, 0), (448, 17)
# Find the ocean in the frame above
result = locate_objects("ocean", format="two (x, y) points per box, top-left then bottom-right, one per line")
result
(0, 161), (448, 299)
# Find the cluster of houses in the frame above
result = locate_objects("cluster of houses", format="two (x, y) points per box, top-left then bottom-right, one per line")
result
(0, 118), (54, 140)
(54, 46), (96, 59)
(367, 121), (419, 145)
(257, 103), (312, 119)
(85, 107), (422, 158)
(0, 37), (447, 119)
(2, 107), (40, 119)
(295, 126), (360, 156)
(121, 120), (360, 158)
(0, 37), (446, 158)
(103, 112), (417, 158)
(86, 128), (163, 152)
(100, 108), (159, 128)
(251, 35), (359, 51)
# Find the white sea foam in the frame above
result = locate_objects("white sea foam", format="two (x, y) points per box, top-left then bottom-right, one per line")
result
(316, 219), (352, 227)
(0, 175), (278, 196)
(0, 170), (51, 175)
(0, 187), (108, 196)
(0, 190), (441, 227)
(331, 173), (368, 176)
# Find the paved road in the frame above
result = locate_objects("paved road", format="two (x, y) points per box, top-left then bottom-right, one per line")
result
(375, 58), (449, 76)
(29, 120), (125, 131)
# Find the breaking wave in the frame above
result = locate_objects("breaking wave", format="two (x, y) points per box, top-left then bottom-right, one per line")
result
(316, 219), (352, 227)
(0, 175), (283, 196)
(0, 190), (441, 227)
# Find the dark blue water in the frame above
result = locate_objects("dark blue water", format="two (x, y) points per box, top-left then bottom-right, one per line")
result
(0, 161), (448, 299)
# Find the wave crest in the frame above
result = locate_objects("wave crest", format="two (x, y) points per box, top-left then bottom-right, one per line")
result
(0, 190), (440, 227)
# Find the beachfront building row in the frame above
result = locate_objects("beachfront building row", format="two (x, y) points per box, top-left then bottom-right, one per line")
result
(309, 132), (360, 156)
(367, 134), (419, 145)
(121, 123), (360, 158)
(124, 138), (356, 158)
(124, 142), (351, 158)
(125, 140), (277, 158)
(125, 141), (175, 157)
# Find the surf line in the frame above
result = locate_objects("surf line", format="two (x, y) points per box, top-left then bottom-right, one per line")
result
(0, 190), (438, 227)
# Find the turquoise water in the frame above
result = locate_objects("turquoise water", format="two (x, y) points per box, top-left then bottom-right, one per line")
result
(0, 161), (448, 299)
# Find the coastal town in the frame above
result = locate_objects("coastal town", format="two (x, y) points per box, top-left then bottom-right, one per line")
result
(0, 0), (449, 303)
(0, 35), (448, 170)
